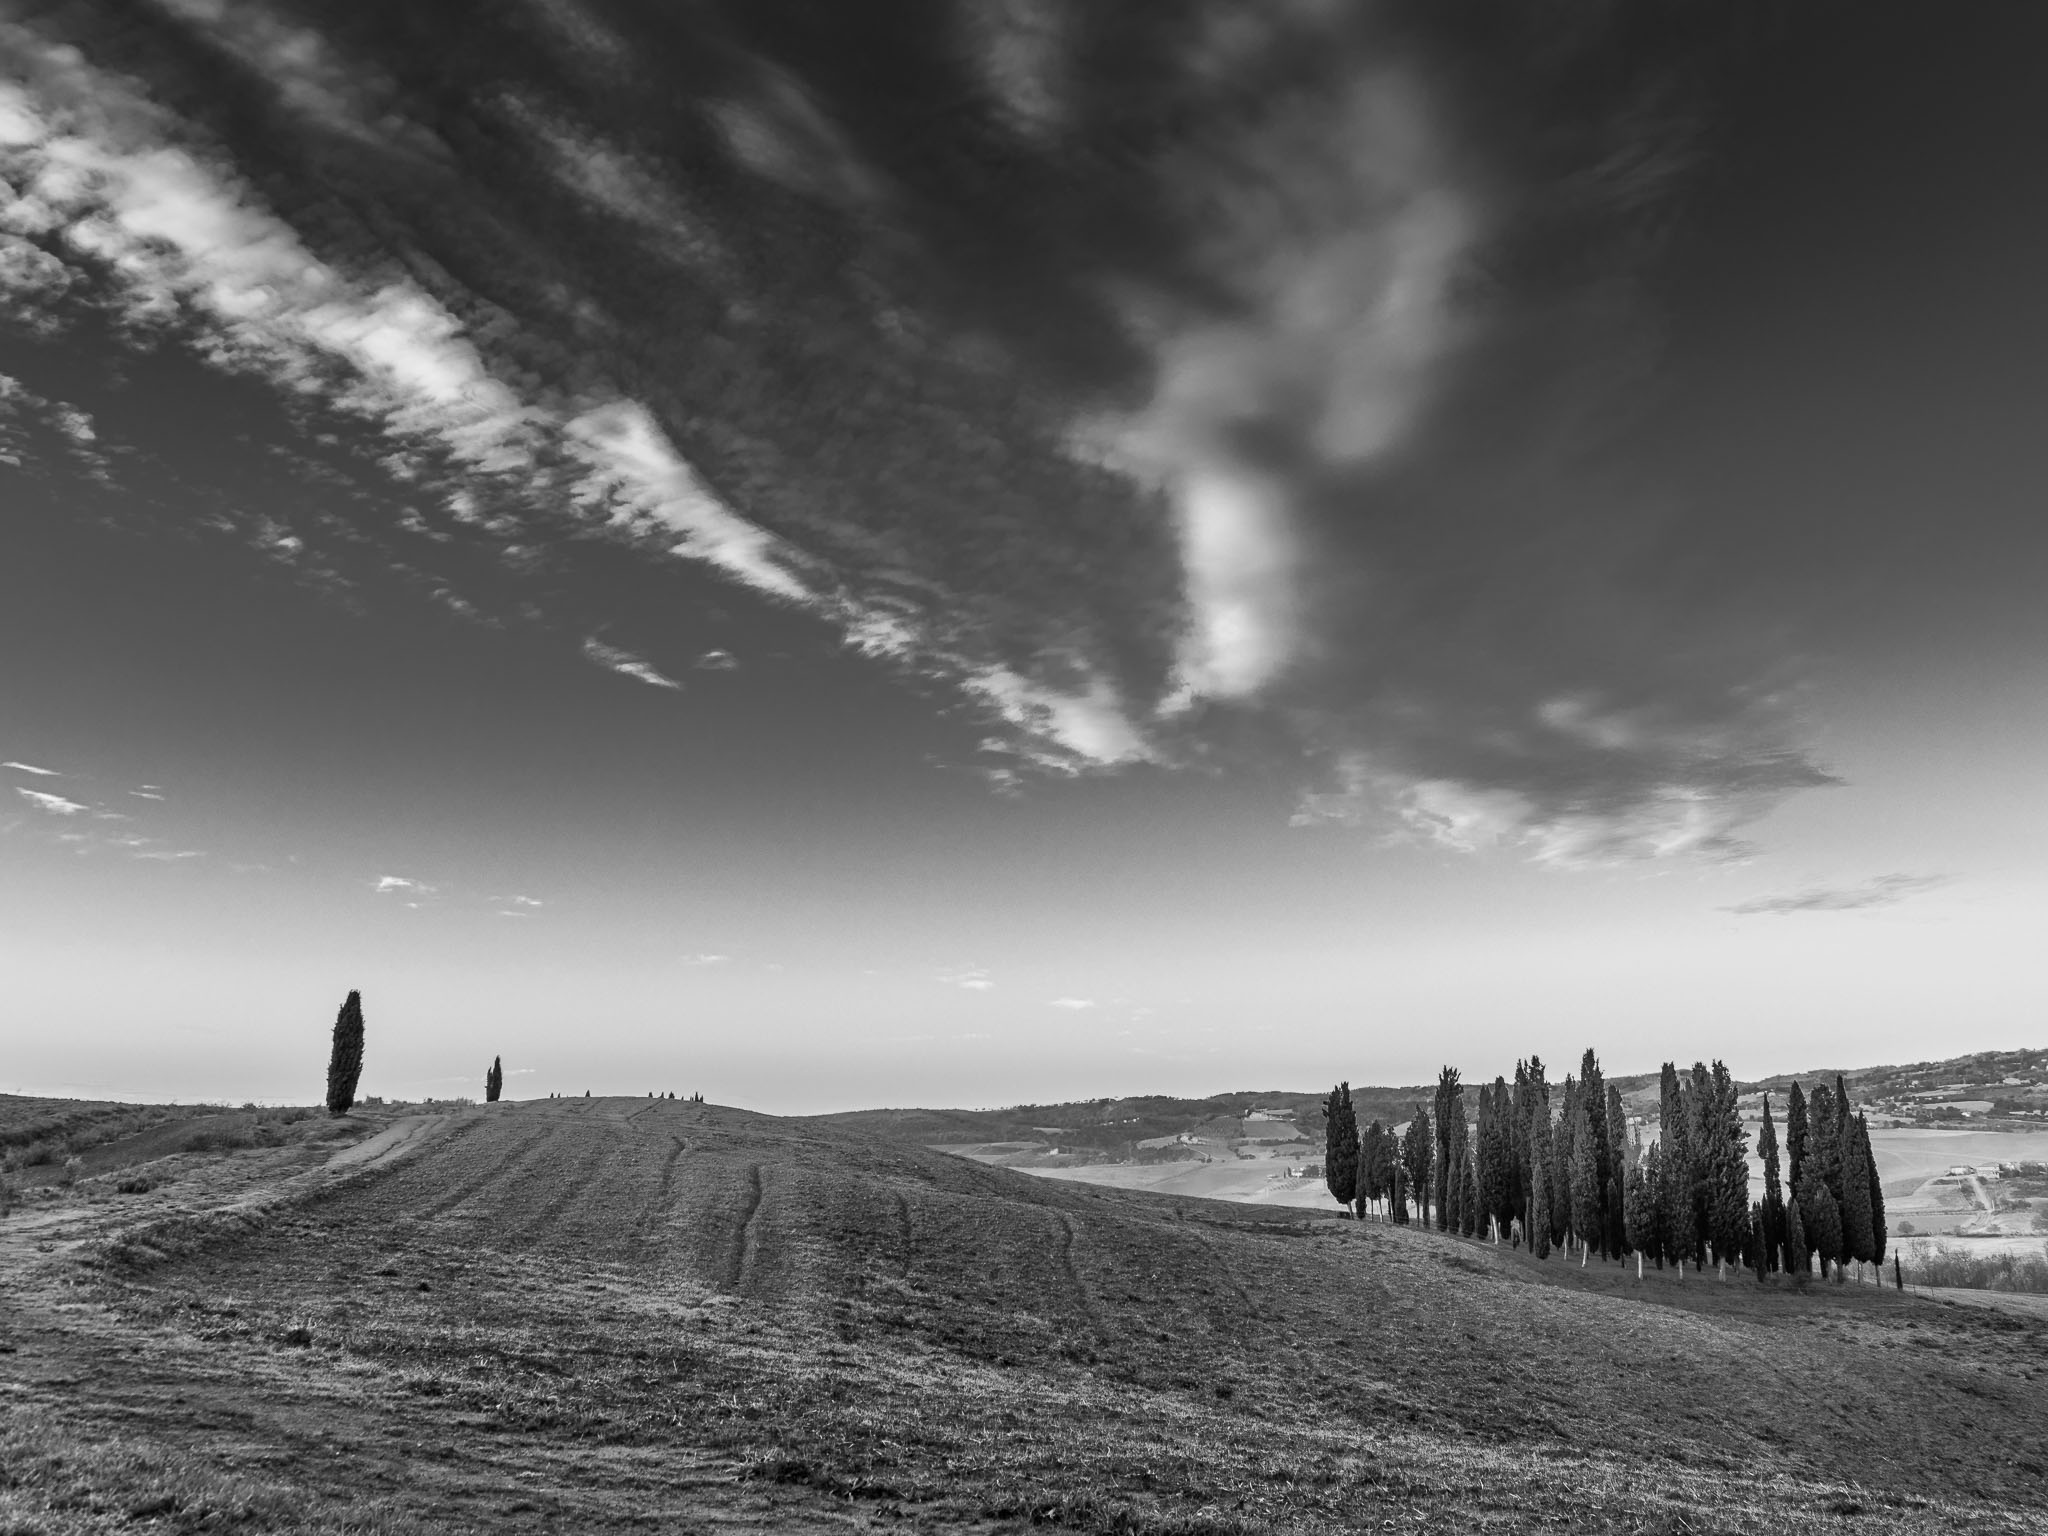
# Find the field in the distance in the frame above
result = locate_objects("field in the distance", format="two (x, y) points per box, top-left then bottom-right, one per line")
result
(5, 1095), (2048, 1534)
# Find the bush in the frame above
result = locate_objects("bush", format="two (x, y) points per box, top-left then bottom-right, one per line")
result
(1904, 1240), (2048, 1294)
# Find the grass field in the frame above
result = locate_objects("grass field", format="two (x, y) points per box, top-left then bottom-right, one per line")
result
(5, 1096), (2048, 1533)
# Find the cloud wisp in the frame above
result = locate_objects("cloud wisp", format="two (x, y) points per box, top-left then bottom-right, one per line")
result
(2, 761), (60, 775)
(1725, 874), (1949, 917)
(16, 786), (88, 815)
(0, 2), (1830, 862)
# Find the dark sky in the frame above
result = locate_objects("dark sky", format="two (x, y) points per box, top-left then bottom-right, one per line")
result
(2, 2), (2043, 1107)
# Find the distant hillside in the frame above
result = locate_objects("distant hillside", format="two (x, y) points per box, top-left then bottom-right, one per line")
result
(813, 1046), (2048, 1154)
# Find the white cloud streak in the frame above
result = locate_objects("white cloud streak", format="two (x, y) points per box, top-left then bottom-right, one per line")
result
(2, 761), (59, 775)
(16, 787), (87, 815)
(582, 638), (682, 691)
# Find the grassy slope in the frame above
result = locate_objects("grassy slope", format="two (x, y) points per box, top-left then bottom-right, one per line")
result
(4, 1095), (2045, 1534)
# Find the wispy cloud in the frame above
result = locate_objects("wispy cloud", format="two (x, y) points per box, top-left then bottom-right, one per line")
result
(1049, 997), (1095, 1011)
(2, 761), (59, 776)
(679, 953), (729, 967)
(128, 789), (166, 801)
(1725, 874), (1948, 917)
(16, 787), (88, 816)
(372, 874), (436, 896)
(582, 638), (682, 691)
(942, 967), (995, 992)
(0, 4), (1829, 860)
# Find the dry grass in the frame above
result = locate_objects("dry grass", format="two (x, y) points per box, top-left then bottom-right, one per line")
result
(7, 1097), (2048, 1533)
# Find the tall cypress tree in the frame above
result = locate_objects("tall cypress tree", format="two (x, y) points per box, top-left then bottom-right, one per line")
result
(1785, 1080), (1810, 1195)
(485, 1055), (503, 1103)
(1433, 1067), (1463, 1233)
(1323, 1083), (1360, 1210)
(1642, 1141), (1667, 1267)
(1809, 1080), (1841, 1206)
(1705, 1062), (1752, 1279)
(1462, 1153), (1480, 1239)
(1391, 1159), (1409, 1224)
(1659, 1064), (1697, 1273)
(1862, 1112), (1888, 1265)
(1403, 1108), (1433, 1229)
(1579, 1050), (1611, 1256)
(1840, 1110), (1877, 1271)
(1569, 1093), (1602, 1263)
(1528, 1151), (1552, 1258)
(1553, 1075), (1578, 1249)
(1603, 1080), (1630, 1258)
(325, 990), (365, 1115)
(1757, 1093), (1785, 1271)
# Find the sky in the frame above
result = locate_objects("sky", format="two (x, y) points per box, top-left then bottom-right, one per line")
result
(3, 2), (2045, 1111)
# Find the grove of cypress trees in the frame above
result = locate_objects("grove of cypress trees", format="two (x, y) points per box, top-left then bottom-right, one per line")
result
(325, 990), (365, 1115)
(1324, 1083), (1360, 1210)
(485, 1055), (503, 1103)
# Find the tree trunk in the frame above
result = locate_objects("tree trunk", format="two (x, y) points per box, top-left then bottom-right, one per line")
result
(1636, 1252), (1644, 1282)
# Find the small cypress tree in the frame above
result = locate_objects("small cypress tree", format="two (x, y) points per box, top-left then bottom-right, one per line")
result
(325, 990), (365, 1115)
(485, 1055), (503, 1103)
(1460, 1154), (1480, 1238)
(1391, 1159), (1409, 1224)
(1801, 1176), (1844, 1281)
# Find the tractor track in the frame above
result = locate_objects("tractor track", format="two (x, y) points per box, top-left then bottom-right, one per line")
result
(726, 1163), (764, 1293)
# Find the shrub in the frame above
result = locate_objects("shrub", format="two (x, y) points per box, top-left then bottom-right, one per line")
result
(59, 1155), (83, 1187)
(1904, 1240), (2048, 1294)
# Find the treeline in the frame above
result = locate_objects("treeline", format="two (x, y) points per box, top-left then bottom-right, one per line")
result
(1323, 1053), (1890, 1282)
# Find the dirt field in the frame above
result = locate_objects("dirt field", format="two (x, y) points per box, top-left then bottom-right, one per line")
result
(5, 1097), (2048, 1534)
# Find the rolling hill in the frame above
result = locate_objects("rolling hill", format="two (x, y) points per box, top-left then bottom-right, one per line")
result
(3, 1095), (2046, 1533)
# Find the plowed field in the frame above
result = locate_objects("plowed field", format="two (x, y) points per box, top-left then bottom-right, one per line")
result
(5, 1096), (2047, 1534)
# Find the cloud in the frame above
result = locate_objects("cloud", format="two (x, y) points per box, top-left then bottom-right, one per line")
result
(695, 649), (738, 671)
(128, 789), (166, 801)
(679, 953), (729, 967)
(0, 4), (1831, 859)
(133, 848), (204, 861)
(582, 638), (682, 691)
(16, 787), (87, 815)
(2, 761), (59, 775)
(1725, 874), (1948, 917)
(372, 874), (435, 895)
(1048, 997), (1095, 1011)
(942, 967), (994, 992)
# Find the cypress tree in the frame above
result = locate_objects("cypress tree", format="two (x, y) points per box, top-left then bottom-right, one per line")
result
(1809, 1081), (1841, 1205)
(325, 990), (365, 1115)
(1658, 1064), (1696, 1273)
(1433, 1067), (1463, 1233)
(1706, 1062), (1752, 1280)
(1757, 1093), (1785, 1272)
(1359, 1121), (1384, 1218)
(1642, 1141), (1667, 1267)
(1785, 1080), (1810, 1194)
(1783, 1188), (1809, 1278)
(1579, 1050), (1611, 1256)
(1863, 1113), (1888, 1265)
(1623, 1156), (1653, 1259)
(1402, 1108), (1433, 1228)
(1687, 1063), (1717, 1268)
(1529, 1154), (1551, 1258)
(1553, 1075), (1578, 1250)
(1323, 1083), (1360, 1210)
(1511, 1061), (1534, 1238)
(485, 1055), (503, 1103)
(1392, 1159), (1409, 1224)
(1840, 1110), (1877, 1271)
(1603, 1081), (1630, 1258)
(1800, 1175), (1844, 1280)
(1569, 1094), (1602, 1264)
